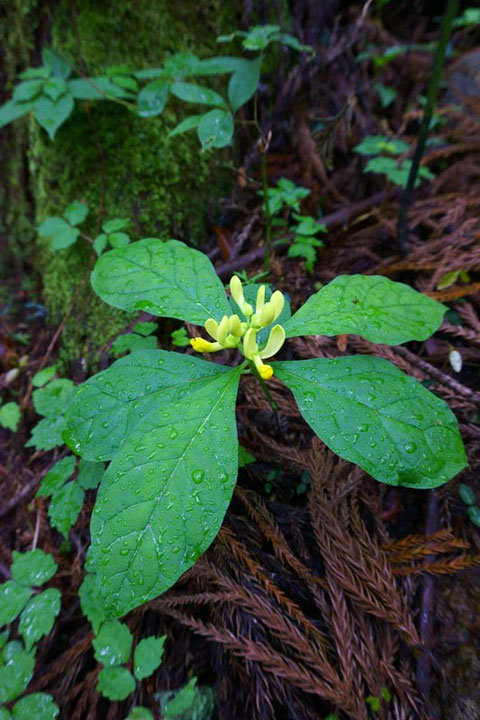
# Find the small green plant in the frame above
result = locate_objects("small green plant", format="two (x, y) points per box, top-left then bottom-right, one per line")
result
(260, 177), (310, 215)
(60, 238), (466, 618)
(0, 402), (21, 432)
(454, 7), (480, 27)
(366, 686), (392, 713)
(112, 322), (157, 357)
(92, 620), (165, 700)
(26, 376), (75, 451)
(354, 134), (435, 188)
(459, 483), (480, 527)
(158, 677), (216, 720)
(286, 214), (326, 273)
(170, 327), (191, 347)
(0, 551), (60, 719)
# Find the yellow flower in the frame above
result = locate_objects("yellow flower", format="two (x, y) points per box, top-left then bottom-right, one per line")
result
(190, 337), (222, 353)
(230, 276), (253, 317)
(260, 325), (285, 359)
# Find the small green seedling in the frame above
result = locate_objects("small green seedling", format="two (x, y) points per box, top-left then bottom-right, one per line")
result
(26, 376), (75, 451)
(158, 677), (215, 720)
(287, 213), (326, 273)
(112, 322), (157, 357)
(354, 135), (434, 188)
(259, 177), (310, 215)
(62, 239), (466, 618)
(93, 619), (166, 701)
(171, 327), (191, 347)
(459, 483), (480, 527)
(0, 402), (21, 432)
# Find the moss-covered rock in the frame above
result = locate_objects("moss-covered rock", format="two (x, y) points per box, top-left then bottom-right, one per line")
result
(5, 0), (237, 369)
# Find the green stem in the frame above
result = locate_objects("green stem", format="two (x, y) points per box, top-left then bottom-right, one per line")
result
(397, 0), (459, 254)
(249, 360), (278, 411)
(261, 152), (273, 271)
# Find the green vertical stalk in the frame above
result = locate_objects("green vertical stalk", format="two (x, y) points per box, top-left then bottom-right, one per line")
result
(397, 0), (459, 254)
(261, 152), (273, 270)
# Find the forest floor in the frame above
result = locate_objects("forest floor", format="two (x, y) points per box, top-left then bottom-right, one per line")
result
(1, 6), (480, 720)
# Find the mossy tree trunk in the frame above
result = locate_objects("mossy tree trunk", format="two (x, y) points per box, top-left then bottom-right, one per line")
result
(2, 0), (238, 369)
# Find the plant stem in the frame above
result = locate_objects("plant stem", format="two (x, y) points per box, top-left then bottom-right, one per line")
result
(397, 0), (459, 254)
(261, 152), (273, 271)
(249, 360), (278, 411)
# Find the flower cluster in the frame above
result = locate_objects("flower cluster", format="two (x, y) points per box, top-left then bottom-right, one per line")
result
(190, 276), (286, 379)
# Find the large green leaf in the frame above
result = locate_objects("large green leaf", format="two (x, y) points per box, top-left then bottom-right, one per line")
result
(91, 364), (241, 617)
(91, 239), (230, 323)
(64, 350), (235, 461)
(227, 56), (262, 112)
(67, 77), (132, 100)
(274, 356), (466, 487)
(283, 275), (447, 344)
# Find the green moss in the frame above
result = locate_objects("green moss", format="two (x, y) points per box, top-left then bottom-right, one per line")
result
(28, 0), (237, 369)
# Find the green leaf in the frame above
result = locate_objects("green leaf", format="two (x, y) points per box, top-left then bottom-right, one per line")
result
(64, 350), (235, 461)
(31, 379), (74, 417)
(37, 456), (76, 497)
(0, 707), (11, 720)
(133, 321), (157, 336)
(287, 243), (317, 273)
(63, 200), (88, 226)
(33, 93), (74, 139)
(93, 620), (133, 666)
(93, 234), (108, 256)
(284, 275), (447, 344)
(137, 80), (169, 117)
(0, 642), (35, 703)
(18, 589), (61, 651)
(97, 666), (135, 701)
(275, 32), (314, 55)
(133, 635), (166, 680)
(102, 218), (129, 233)
(19, 67), (50, 80)
(38, 217), (79, 250)
(67, 77), (132, 100)
(0, 100), (32, 129)
(31, 365), (57, 387)
(227, 57), (262, 112)
(78, 573), (106, 633)
(238, 446), (255, 467)
(90, 363), (241, 617)
(111, 333), (157, 356)
(195, 56), (246, 75)
(374, 82), (397, 108)
(13, 81), (44, 103)
(91, 238), (231, 324)
(159, 677), (215, 719)
(12, 693), (59, 720)
(78, 459), (104, 490)
(48, 482), (84, 537)
(0, 402), (21, 431)
(170, 327), (190, 347)
(26, 414), (69, 451)
(274, 356), (467, 487)
(168, 114), (204, 138)
(459, 483), (475, 505)
(11, 550), (57, 587)
(108, 232), (130, 248)
(170, 82), (226, 108)
(41, 48), (72, 79)
(198, 109), (233, 150)
(126, 708), (154, 720)
(43, 77), (67, 101)
(0, 581), (32, 626)
(354, 135), (409, 156)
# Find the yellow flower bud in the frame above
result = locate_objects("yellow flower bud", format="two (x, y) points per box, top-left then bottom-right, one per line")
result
(217, 315), (230, 346)
(190, 338), (222, 353)
(205, 318), (219, 340)
(253, 354), (273, 380)
(270, 290), (284, 321)
(259, 302), (275, 327)
(228, 314), (243, 337)
(229, 275), (253, 317)
(260, 325), (286, 359)
(255, 285), (266, 314)
(242, 328), (258, 359)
